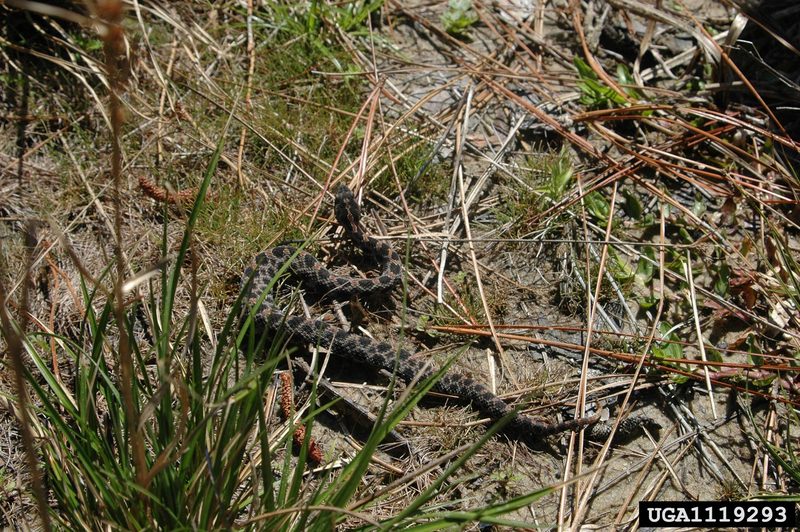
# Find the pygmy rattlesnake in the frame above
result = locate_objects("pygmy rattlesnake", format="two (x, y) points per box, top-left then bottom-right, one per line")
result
(242, 184), (599, 447)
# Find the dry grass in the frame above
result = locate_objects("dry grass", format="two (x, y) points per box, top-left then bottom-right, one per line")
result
(1, 0), (798, 528)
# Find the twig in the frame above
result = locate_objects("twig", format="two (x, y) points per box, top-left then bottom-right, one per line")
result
(453, 85), (514, 388)
(685, 250), (717, 419)
(236, 0), (256, 188)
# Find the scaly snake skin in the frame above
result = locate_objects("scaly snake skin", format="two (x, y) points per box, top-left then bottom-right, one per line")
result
(243, 184), (599, 447)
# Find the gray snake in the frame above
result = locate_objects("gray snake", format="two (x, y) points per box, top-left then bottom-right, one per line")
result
(242, 184), (599, 447)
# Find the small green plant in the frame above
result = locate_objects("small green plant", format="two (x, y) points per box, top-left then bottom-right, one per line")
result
(304, 0), (384, 36)
(608, 248), (635, 285)
(371, 141), (451, 201)
(615, 63), (645, 101)
(441, 0), (479, 37)
(492, 149), (575, 235)
(544, 148), (575, 202)
(253, 0), (384, 72)
(622, 188), (644, 219)
(651, 322), (684, 359)
(710, 250), (731, 297)
(333, 0), (385, 34)
(583, 190), (611, 222)
(574, 57), (627, 109)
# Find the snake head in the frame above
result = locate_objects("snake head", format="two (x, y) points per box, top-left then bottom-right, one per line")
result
(334, 184), (362, 234)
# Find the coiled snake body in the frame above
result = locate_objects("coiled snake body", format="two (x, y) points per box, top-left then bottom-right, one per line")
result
(243, 185), (598, 447)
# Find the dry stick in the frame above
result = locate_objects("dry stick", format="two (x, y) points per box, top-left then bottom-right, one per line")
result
(236, 0), (255, 188)
(491, 2), (573, 70)
(436, 87), (471, 306)
(606, 0), (721, 63)
(354, 79), (383, 189)
(103, 6), (147, 495)
(593, 124), (723, 212)
(156, 42), (179, 165)
(348, 101), (494, 324)
(428, 124), (525, 319)
(389, 1), (532, 78)
(488, 68), (780, 504)
(532, 0), (546, 69)
(680, 106), (798, 154)
(696, 421), (749, 491)
(453, 85), (512, 390)
(372, 157), (477, 328)
(633, 1), (658, 86)
(365, 67), (484, 328)
(370, 27), (513, 185)
(670, 402), (726, 490)
(380, 5), (540, 161)
(0, 224), (52, 531)
(439, 324), (800, 373)
(499, 22), (572, 102)
(355, 44), (521, 207)
(580, 204), (669, 528)
(433, 323), (800, 405)
(432, 0), (780, 474)
(631, 111), (793, 184)
(427, 83), (526, 322)
(632, 436), (699, 526)
(573, 104), (792, 240)
(365, 194), (470, 325)
(564, 121), (794, 340)
(304, 81), (382, 233)
(434, 113), (523, 316)
(685, 251), (718, 420)
(361, 76), (468, 196)
(761, 406), (779, 493)
(402, 84), (466, 199)
(577, 198), (795, 346)
(560, 177), (619, 530)
(441, 323), (799, 368)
